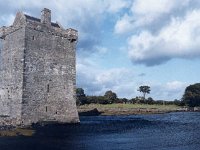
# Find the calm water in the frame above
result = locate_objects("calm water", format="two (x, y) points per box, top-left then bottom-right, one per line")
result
(0, 112), (200, 150)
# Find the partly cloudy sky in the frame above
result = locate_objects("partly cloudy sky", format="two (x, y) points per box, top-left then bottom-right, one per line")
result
(0, 0), (199, 100)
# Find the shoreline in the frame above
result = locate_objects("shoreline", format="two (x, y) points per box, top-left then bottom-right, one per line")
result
(78, 108), (182, 116)
(78, 104), (199, 116)
(78, 107), (186, 116)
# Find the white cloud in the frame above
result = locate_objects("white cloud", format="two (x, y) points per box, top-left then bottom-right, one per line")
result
(106, 0), (131, 13)
(152, 81), (187, 100)
(131, 0), (190, 24)
(114, 0), (200, 66)
(114, 14), (134, 34)
(114, 0), (190, 34)
(128, 9), (200, 66)
(76, 57), (136, 98)
(166, 81), (187, 91)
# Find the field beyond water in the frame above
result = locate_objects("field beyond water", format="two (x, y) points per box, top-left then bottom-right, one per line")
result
(78, 104), (182, 116)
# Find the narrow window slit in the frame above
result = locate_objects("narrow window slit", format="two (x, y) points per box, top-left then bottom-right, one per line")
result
(47, 84), (49, 92)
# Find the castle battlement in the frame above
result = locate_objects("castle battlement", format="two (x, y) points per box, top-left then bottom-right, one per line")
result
(1, 8), (78, 42)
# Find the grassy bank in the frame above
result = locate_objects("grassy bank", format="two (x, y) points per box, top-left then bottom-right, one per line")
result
(78, 103), (182, 115)
(79, 103), (180, 110)
(0, 128), (35, 136)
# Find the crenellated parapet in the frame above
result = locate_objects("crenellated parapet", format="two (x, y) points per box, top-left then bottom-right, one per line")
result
(1, 8), (78, 42)
(65, 28), (78, 42)
(25, 23), (78, 41)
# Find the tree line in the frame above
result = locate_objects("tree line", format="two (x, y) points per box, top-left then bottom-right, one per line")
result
(76, 86), (177, 106)
(76, 83), (200, 107)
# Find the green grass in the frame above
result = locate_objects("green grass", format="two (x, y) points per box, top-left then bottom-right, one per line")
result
(78, 103), (181, 111)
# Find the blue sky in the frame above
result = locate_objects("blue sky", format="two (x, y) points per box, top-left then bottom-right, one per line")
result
(0, 0), (199, 100)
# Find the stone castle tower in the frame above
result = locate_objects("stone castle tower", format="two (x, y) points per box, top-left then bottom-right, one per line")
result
(0, 8), (79, 125)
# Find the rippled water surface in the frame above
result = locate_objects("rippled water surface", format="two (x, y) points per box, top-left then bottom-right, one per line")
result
(0, 112), (200, 150)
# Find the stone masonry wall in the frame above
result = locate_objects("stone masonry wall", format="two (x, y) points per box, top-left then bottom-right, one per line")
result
(21, 22), (79, 125)
(0, 27), (25, 124)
